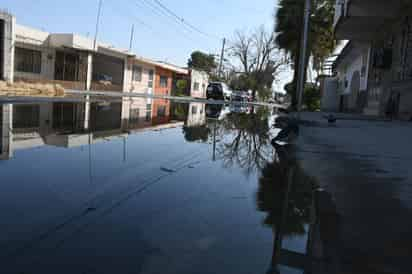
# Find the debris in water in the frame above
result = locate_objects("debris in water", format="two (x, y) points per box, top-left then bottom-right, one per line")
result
(160, 167), (176, 173)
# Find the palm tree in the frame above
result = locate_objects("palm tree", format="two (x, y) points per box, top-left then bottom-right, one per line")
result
(275, 0), (337, 109)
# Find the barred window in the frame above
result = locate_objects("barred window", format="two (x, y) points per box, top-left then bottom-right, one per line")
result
(15, 47), (41, 74)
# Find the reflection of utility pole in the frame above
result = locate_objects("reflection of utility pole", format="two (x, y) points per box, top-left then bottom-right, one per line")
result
(88, 132), (93, 184)
(268, 166), (294, 274)
(212, 122), (217, 161)
(218, 38), (226, 78)
(297, 0), (311, 115)
(93, 0), (103, 51)
(123, 137), (127, 163)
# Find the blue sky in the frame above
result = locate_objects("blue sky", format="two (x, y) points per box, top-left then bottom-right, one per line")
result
(3, 0), (290, 91)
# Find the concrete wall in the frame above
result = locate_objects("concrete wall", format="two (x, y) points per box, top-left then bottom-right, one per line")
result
(190, 69), (209, 98)
(320, 77), (340, 112)
(0, 11), (15, 82)
(335, 43), (370, 111)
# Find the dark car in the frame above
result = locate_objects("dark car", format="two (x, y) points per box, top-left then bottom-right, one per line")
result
(206, 82), (232, 100)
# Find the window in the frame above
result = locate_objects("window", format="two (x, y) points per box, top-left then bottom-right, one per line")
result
(193, 82), (200, 91)
(148, 70), (154, 88)
(132, 66), (142, 82)
(15, 47), (41, 74)
(157, 105), (166, 117)
(192, 105), (197, 114)
(202, 83), (206, 92)
(160, 76), (168, 88)
(55, 51), (80, 81)
(146, 104), (152, 121)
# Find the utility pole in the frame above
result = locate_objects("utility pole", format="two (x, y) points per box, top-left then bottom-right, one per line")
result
(93, 0), (103, 51)
(129, 24), (135, 52)
(218, 38), (226, 78)
(296, 0), (311, 115)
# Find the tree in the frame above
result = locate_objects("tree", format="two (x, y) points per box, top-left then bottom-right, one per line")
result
(188, 51), (217, 74)
(182, 126), (210, 142)
(275, 0), (337, 109)
(174, 79), (188, 97)
(284, 82), (321, 111)
(303, 84), (321, 111)
(229, 26), (287, 100)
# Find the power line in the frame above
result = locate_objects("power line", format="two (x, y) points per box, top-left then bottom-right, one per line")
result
(134, 0), (217, 52)
(137, 0), (195, 38)
(151, 0), (221, 40)
(138, 0), (206, 41)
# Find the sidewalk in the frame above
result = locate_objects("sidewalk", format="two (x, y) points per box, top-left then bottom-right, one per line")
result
(296, 112), (412, 273)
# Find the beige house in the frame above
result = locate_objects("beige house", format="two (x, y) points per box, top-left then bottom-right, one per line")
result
(125, 56), (156, 94)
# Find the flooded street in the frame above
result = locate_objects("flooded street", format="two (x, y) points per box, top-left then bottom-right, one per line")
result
(0, 98), (314, 274)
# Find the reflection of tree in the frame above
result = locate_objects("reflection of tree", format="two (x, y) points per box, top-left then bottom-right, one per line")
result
(258, 144), (318, 274)
(170, 102), (189, 121)
(182, 125), (210, 142)
(257, 144), (317, 236)
(216, 108), (272, 176)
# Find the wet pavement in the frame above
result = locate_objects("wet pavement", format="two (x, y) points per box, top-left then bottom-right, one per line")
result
(0, 98), (315, 274)
(296, 112), (412, 274)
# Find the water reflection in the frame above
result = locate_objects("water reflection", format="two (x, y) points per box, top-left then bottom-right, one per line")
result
(0, 97), (182, 159)
(0, 99), (321, 274)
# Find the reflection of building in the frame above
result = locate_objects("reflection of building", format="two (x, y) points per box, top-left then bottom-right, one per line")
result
(152, 99), (171, 125)
(186, 103), (206, 127)
(0, 98), (180, 159)
(0, 104), (13, 159)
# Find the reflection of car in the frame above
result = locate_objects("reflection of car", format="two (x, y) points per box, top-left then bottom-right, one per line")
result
(206, 104), (223, 119)
(229, 104), (251, 114)
(206, 104), (230, 120)
(206, 82), (232, 100)
(231, 91), (249, 102)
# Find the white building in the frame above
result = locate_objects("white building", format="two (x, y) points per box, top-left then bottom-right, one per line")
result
(333, 0), (412, 120)
(189, 69), (209, 99)
(1, 10), (133, 92)
(328, 41), (372, 113)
